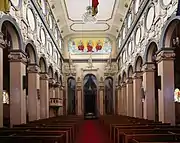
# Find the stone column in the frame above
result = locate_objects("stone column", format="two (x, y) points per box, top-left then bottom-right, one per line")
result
(142, 63), (156, 120)
(76, 85), (83, 115)
(9, 51), (27, 125)
(27, 64), (40, 121)
(55, 82), (60, 116)
(116, 86), (121, 115)
(49, 78), (56, 117)
(126, 78), (133, 117)
(156, 49), (175, 125)
(49, 78), (56, 98)
(40, 73), (49, 119)
(121, 82), (127, 115)
(0, 35), (4, 127)
(58, 86), (64, 116)
(133, 72), (143, 118)
(99, 84), (104, 115)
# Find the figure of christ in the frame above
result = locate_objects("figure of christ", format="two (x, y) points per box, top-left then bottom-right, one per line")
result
(78, 40), (84, 52)
(87, 40), (94, 52)
(95, 40), (102, 51)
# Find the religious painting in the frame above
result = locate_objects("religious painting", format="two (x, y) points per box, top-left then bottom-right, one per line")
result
(68, 37), (112, 54)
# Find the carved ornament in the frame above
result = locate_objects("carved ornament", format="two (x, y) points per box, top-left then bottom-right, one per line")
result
(142, 63), (155, 72)
(126, 78), (133, 84)
(156, 50), (175, 63)
(40, 73), (49, 80)
(27, 64), (40, 73)
(133, 72), (142, 79)
(8, 51), (27, 64)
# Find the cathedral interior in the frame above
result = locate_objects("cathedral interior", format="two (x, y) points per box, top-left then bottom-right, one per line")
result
(1, 0), (180, 142)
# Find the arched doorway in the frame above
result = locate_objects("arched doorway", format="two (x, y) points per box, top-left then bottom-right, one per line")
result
(67, 77), (76, 115)
(171, 21), (180, 124)
(134, 56), (143, 118)
(84, 74), (97, 118)
(145, 42), (158, 121)
(104, 77), (113, 115)
(2, 22), (11, 127)
(25, 43), (38, 122)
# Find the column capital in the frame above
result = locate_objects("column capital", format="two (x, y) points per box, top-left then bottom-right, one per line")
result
(142, 62), (155, 72)
(54, 82), (61, 88)
(60, 86), (63, 90)
(116, 86), (121, 90)
(126, 78), (133, 84)
(99, 86), (104, 90)
(8, 50), (27, 64)
(76, 86), (81, 91)
(40, 72), (49, 80)
(156, 49), (175, 63)
(27, 64), (40, 73)
(49, 78), (56, 86)
(133, 72), (142, 79)
(120, 82), (126, 87)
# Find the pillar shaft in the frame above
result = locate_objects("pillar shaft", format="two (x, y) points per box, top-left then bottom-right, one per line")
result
(133, 72), (143, 118)
(156, 50), (175, 125)
(40, 73), (49, 119)
(0, 37), (4, 127)
(9, 51), (27, 126)
(27, 64), (40, 121)
(142, 63), (156, 120)
(121, 83), (127, 115)
(126, 78), (133, 117)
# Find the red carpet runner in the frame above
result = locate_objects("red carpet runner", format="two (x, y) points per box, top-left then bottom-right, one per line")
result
(75, 120), (112, 143)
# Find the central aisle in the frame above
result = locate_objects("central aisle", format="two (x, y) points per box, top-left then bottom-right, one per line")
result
(75, 120), (112, 143)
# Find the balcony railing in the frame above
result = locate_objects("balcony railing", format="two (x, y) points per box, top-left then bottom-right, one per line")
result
(49, 98), (63, 107)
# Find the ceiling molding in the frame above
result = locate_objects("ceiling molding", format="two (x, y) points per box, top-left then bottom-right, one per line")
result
(70, 23), (110, 32)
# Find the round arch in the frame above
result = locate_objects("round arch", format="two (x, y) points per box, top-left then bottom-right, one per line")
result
(159, 15), (180, 49)
(48, 66), (54, 79)
(39, 57), (47, 73)
(134, 55), (143, 72)
(0, 15), (24, 51)
(122, 71), (127, 82)
(127, 65), (133, 78)
(25, 40), (38, 64)
(144, 40), (158, 63)
(54, 71), (59, 82)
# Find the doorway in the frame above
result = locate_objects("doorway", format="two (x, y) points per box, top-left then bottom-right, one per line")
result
(84, 74), (97, 117)
(67, 77), (76, 115)
(105, 77), (114, 115)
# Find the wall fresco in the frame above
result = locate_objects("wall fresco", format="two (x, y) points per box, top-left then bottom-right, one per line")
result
(68, 37), (112, 54)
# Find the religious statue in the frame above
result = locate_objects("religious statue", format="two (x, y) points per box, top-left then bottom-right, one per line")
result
(87, 40), (93, 52)
(78, 40), (84, 52)
(95, 40), (102, 51)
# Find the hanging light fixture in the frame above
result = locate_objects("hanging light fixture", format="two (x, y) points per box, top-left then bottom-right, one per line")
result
(82, 1), (97, 24)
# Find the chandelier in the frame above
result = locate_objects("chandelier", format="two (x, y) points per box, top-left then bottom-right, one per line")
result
(82, 6), (97, 24)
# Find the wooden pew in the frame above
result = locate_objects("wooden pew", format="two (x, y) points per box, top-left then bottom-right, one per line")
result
(0, 135), (65, 143)
(115, 128), (180, 143)
(125, 134), (180, 143)
(0, 115), (83, 143)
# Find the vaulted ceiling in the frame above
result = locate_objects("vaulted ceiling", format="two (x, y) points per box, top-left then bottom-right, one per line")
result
(48, 0), (131, 38)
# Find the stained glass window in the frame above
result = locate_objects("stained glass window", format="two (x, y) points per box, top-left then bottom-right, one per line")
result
(3, 91), (9, 104)
(174, 88), (180, 102)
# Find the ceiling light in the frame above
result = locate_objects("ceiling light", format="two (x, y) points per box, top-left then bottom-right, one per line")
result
(82, 6), (97, 24)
